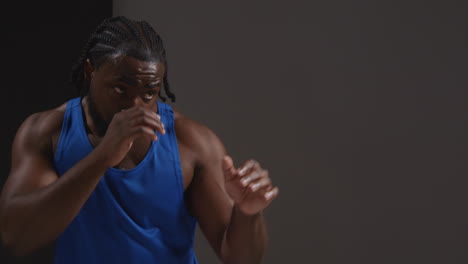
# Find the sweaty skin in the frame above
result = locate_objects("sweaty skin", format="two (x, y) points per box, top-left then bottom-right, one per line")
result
(0, 56), (279, 264)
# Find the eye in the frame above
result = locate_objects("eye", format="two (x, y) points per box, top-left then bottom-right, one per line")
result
(143, 90), (156, 100)
(113, 86), (125, 94)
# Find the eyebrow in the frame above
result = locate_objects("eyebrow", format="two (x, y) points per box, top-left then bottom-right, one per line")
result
(114, 76), (161, 89)
(115, 76), (137, 86)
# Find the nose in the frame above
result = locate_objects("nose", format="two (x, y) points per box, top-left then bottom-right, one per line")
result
(122, 95), (145, 110)
(131, 96), (145, 107)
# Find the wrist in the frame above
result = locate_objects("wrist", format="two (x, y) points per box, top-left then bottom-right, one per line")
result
(90, 145), (113, 169)
(233, 204), (263, 218)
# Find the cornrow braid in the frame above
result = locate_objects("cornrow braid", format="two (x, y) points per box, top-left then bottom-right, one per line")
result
(139, 21), (154, 49)
(119, 16), (144, 44)
(69, 16), (176, 102)
(105, 23), (132, 40)
(139, 20), (176, 102)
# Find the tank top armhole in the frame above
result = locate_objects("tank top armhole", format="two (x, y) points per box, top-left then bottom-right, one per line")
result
(160, 102), (198, 222)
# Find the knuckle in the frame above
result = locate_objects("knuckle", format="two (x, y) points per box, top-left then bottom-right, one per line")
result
(131, 117), (141, 125)
(252, 160), (260, 168)
(114, 113), (122, 121)
(253, 170), (262, 178)
(247, 159), (257, 168)
(258, 179), (267, 186)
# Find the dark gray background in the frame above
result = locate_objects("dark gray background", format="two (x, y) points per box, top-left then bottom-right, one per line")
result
(114, 1), (467, 263)
(1, 0), (467, 263)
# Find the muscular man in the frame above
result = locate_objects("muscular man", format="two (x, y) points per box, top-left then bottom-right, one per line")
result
(0, 16), (278, 263)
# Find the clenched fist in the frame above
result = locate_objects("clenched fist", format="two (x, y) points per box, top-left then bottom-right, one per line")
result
(95, 106), (165, 168)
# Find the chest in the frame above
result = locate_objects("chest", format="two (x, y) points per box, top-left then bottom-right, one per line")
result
(87, 134), (195, 191)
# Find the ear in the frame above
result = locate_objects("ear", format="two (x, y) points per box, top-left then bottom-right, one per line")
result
(83, 58), (95, 81)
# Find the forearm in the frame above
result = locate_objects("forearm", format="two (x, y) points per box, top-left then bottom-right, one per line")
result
(0, 149), (109, 255)
(221, 206), (268, 264)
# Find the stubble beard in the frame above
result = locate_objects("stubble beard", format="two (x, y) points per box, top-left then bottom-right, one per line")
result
(86, 92), (110, 137)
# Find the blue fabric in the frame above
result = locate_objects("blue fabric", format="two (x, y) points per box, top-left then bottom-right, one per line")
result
(53, 97), (198, 264)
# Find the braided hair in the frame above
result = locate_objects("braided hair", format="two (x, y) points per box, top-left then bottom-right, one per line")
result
(70, 16), (175, 102)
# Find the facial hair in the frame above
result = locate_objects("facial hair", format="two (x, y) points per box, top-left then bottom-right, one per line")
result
(86, 92), (110, 137)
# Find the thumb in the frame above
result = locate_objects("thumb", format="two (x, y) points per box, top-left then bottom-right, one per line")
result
(222, 155), (237, 179)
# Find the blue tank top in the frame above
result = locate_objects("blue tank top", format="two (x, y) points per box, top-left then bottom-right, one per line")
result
(53, 97), (198, 264)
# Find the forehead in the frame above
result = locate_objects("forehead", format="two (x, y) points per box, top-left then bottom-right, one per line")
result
(99, 56), (164, 77)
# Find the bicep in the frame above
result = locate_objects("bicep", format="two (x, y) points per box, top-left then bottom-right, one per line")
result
(187, 131), (233, 256)
(1, 116), (58, 203)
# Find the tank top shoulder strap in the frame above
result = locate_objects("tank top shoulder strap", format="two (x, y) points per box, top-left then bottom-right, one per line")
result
(54, 97), (82, 164)
(157, 101), (175, 126)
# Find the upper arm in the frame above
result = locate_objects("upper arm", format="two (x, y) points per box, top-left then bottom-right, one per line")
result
(0, 110), (63, 206)
(177, 116), (233, 258)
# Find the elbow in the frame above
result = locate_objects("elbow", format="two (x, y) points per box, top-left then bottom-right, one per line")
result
(1, 229), (29, 257)
(2, 228), (53, 257)
(1, 219), (35, 257)
(0, 201), (30, 256)
(2, 230), (18, 256)
(2, 237), (38, 257)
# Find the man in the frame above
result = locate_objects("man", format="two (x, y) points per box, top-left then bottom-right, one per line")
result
(0, 16), (278, 263)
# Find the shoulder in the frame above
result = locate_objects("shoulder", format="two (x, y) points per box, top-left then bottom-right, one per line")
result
(14, 102), (68, 155)
(20, 103), (67, 138)
(173, 109), (226, 163)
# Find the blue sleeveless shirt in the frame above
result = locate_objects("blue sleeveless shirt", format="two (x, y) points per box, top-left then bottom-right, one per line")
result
(53, 97), (198, 264)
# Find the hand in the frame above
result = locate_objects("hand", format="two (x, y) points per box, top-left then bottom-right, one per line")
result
(222, 156), (279, 216)
(96, 106), (165, 167)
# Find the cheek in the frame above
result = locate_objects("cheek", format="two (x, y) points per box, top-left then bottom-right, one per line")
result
(104, 98), (123, 120)
(89, 89), (116, 121)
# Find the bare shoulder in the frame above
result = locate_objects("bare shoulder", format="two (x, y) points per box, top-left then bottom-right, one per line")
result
(15, 102), (68, 155)
(4, 102), (69, 201)
(173, 110), (226, 163)
(20, 102), (67, 137)
(173, 110), (216, 143)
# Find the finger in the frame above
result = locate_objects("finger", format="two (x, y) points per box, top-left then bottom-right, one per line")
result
(240, 169), (268, 187)
(127, 107), (165, 133)
(237, 159), (260, 177)
(131, 126), (158, 141)
(222, 156), (237, 180)
(146, 110), (165, 134)
(132, 116), (165, 135)
(264, 187), (279, 201)
(152, 113), (165, 134)
(135, 117), (164, 134)
(246, 176), (272, 192)
(126, 106), (160, 123)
